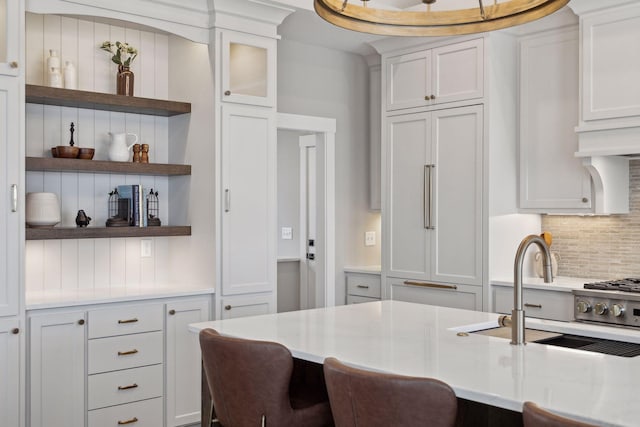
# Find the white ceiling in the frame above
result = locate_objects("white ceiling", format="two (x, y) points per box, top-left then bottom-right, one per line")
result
(277, 6), (383, 57)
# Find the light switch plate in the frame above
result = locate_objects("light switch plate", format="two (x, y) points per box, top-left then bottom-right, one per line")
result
(281, 227), (293, 240)
(365, 231), (376, 246)
(141, 239), (152, 257)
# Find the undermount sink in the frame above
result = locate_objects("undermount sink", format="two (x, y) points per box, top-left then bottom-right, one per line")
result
(467, 325), (640, 358)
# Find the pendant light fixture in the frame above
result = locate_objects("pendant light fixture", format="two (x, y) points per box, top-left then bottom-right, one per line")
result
(314, 0), (570, 36)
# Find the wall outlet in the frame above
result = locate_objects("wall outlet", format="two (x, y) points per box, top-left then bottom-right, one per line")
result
(141, 239), (152, 257)
(281, 227), (293, 240)
(365, 231), (376, 247)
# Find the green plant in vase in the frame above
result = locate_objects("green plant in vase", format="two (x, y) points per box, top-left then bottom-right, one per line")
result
(100, 41), (138, 96)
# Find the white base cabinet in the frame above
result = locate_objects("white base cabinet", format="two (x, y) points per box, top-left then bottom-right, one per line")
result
(385, 278), (481, 311)
(28, 310), (86, 427)
(166, 298), (210, 427)
(346, 272), (381, 305)
(492, 285), (573, 322)
(27, 295), (211, 427)
(0, 318), (21, 427)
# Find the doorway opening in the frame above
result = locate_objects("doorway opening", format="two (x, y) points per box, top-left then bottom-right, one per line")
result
(276, 113), (335, 312)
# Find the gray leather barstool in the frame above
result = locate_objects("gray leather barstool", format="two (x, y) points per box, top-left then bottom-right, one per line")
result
(199, 328), (333, 427)
(523, 402), (598, 427)
(323, 357), (457, 427)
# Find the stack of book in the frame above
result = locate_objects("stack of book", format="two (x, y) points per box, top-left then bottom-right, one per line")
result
(117, 184), (148, 227)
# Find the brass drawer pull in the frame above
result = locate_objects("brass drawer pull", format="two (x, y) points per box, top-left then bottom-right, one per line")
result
(117, 383), (139, 391)
(403, 280), (457, 290)
(11, 328), (19, 335)
(524, 303), (542, 309)
(168, 309), (176, 315)
(10, 61), (18, 69)
(356, 285), (370, 289)
(117, 417), (139, 425)
(118, 318), (139, 324)
(225, 305), (232, 310)
(118, 349), (139, 356)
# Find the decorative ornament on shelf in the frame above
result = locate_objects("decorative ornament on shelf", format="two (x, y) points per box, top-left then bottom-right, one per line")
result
(106, 188), (130, 227)
(75, 210), (92, 227)
(146, 189), (161, 226)
(100, 41), (138, 96)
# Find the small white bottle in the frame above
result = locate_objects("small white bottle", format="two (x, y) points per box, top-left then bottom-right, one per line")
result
(48, 67), (62, 88)
(47, 50), (60, 71)
(64, 61), (77, 89)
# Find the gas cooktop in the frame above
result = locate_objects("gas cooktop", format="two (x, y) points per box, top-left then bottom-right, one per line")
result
(584, 278), (640, 293)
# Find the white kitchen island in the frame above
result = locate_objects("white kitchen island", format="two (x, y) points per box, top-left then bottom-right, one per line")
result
(190, 300), (640, 427)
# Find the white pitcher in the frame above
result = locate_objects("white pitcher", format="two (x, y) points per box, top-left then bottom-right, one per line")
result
(108, 132), (138, 162)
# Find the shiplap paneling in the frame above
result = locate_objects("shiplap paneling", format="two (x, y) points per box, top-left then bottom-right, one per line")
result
(25, 13), (173, 292)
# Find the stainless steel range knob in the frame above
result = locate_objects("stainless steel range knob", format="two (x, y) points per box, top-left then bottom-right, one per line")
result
(594, 302), (608, 315)
(576, 300), (591, 313)
(612, 304), (625, 317)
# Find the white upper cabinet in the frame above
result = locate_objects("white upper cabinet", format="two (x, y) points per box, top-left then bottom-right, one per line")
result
(386, 38), (483, 111)
(0, 0), (20, 76)
(581, 4), (640, 122)
(221, 104), (276, 297)
(519, 27), (592, 212)
(220, 30), (276, 108)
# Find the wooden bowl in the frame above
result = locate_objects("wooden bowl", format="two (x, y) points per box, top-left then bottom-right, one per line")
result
(78, 148), (95, 160)
(51, 147), (58, 157)
(55, 146), (79, 158)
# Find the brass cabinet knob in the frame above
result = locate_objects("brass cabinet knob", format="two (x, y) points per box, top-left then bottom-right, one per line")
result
(582, 197), (589, 203)
(424, 95), (430, 101)
(224, 90), (231, 96)
(169, 309), (176, 315)
(224, 305), (232, 310)
(430, 94), (436, 100)
(11, 328), (19, 335)
(9, 61), (18, 68)
(78, 319), (85, 325)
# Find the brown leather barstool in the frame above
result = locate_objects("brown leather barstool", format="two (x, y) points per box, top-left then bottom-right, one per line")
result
(323, 357), (457, 427)
(523, 402), (598, 427)
(199, 328), (334, 427)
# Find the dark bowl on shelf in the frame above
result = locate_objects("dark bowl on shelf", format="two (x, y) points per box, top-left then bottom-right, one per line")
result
(78, 148), (95, 160)
(51, 147), (58, 157)
(54, 146), (80, 158)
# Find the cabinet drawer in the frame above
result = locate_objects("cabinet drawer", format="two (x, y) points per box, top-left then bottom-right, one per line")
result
(88, 364), (163, 410)
(88, 331), (163, 374)
(492, 286), (574, 322)
(347, 273), (381, 298)
(346, 295), (380, 305)
(88, 304), (163, 338)
(386, 277), (481, 311)
(88, 396), (163, 427)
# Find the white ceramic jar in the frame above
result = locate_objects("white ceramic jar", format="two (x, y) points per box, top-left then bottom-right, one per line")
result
(26, 192), (61, 228)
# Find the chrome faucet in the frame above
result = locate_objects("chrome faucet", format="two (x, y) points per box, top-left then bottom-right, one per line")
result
(509, 235), (553, 345)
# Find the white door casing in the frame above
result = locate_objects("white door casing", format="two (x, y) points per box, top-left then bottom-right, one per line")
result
(277, 113), (335, 307)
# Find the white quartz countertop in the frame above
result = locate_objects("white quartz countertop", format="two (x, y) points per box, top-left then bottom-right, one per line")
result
(26, 286), (215, 310)
(190, 300), (640, 426)
(343, 265), (382, 274)
(490, 276), (600, 292)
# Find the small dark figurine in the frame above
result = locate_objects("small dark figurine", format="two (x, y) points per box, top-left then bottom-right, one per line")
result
(75, 210), (91, 227)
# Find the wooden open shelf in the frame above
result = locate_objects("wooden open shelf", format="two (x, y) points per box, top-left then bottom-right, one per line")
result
(26, 226), (192, 240)
(26, 157), (191, 176)
(26, 84), (191, 117)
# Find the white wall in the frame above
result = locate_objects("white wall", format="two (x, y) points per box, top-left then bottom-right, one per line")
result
(277, 129), (300, 258)
(277, 38), (381, 305)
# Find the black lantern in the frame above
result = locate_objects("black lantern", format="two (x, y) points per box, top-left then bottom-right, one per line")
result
(146, 189), (161, 226)
(106, 188), (130, 227)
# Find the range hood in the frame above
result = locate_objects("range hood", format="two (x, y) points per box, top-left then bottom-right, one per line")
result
(575, 124), (636, 215)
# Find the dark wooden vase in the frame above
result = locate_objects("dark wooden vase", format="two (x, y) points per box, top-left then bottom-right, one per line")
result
(117, 65), (134, 96)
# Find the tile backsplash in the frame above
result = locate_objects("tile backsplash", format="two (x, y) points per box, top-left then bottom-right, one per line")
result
(541, 160), (640, 279)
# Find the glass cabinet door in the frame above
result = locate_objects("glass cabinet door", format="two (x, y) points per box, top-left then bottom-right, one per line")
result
(0, 0), (19, 76)
(221, 30), (275, 107)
